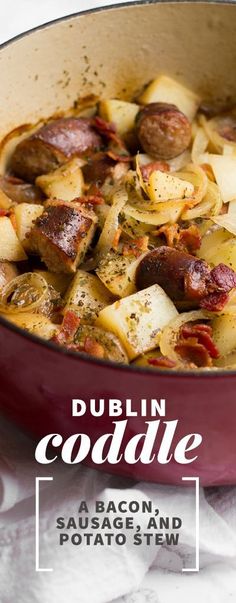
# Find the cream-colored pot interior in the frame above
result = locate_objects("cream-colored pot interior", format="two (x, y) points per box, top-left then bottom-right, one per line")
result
(0, 2), (236, 138)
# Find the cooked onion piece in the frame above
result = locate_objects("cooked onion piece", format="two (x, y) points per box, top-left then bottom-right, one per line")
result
(182, 180), (222, 220)
(5, 311), (58, 339)
(0, 273), (49, 314)
(191, 126), (208, 163)
(200, 113), (236, 154)
(123, 199), (187, 226)
(92, 186), (128, 263)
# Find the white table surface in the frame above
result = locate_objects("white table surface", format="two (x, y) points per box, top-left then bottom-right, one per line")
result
(0, 0), (134, 45)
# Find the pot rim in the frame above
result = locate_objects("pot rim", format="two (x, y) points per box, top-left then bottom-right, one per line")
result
(1, 0), (236, 379)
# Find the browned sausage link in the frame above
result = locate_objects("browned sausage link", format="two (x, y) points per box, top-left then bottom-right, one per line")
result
(136, 102), (191, 160)
(135, 246), (210, 301)
(9, 118), (103, 183)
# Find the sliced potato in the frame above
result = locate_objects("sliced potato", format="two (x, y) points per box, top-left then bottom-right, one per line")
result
(96, 250), (144, 298)
(36, 157), (84, 201)
(96, 284), (178, 360)
(201, 237), (236, 269)
(212, 314), (236, 358)
(5, 311), (57, 339)
(64, 270), (114, 322)
(196, 227), (231, 264)
(147, 170), (194, 203)
(0, 217), (27, 261)
(99, 99), (139, 135)
(139, 75), (200, 121)
(14, 203), (44, 250)
(35, 270), (72, 295)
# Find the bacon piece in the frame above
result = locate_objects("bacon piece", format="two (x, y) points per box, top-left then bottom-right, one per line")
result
(83, 336), (105, 359)
(123, 236), (149, 257)
(180, 324), (219, 358)
(140, 160), (170, 181)
(200, 164), (215, 182)
(177, 225), (201, 253)
(93, 116), (129, 154)
(106, 150), (132, 163)
(52, 310), (80, 345)
(155, 224), (201, 253)
(200, 291), (229, 311)
(210, 263), (236, 291)
(175, 339), (213, 367)
(148, 356), (176, 368)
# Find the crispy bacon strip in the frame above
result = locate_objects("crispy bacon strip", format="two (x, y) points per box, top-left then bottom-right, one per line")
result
(52, 310), (80, 345)
(175, 322), (219, 368)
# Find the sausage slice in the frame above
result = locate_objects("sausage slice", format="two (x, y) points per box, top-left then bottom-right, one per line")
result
(28, 200), (97, 273)
(9, 118), (102, 182)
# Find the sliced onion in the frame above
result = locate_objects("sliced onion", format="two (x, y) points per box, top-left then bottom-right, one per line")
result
(191, 126), (208, 163)
(212, 211), (236, 236)
(0, 273), (48, 314)
(200, 113), (236, 154)
(182, 180), (222, 220)
(123, 199), (187, 226)
(159, 310), (213, 364)
(82, 186), (128, 270)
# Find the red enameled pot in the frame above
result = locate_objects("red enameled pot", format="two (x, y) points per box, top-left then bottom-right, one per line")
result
(0, 1), (236, 486)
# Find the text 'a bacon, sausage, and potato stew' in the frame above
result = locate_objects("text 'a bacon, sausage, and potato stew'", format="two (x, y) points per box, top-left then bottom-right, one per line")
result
(1, 75), (236, 370)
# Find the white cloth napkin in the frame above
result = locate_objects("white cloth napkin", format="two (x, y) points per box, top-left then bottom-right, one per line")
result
(0, 415), (236, 603)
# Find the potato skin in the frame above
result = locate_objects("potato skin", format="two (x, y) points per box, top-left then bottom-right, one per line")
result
(136, 102), (191, 159)
(9, 118), (102, 182)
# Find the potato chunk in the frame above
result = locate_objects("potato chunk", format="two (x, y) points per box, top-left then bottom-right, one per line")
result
(64, 270), (114, 322)
(212, 314), (236, 358)
(99, 100), (139, 135)
(28, 200), (97, 273)
(147, 170), (194, 203)
(96, 284), (178, 360)
(36, 158), (84, 201)
(0, 217), (27, 261)
(14, 203), (44, 250)
(96, 250), (143, 298)
(139, 75), (200, 122)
